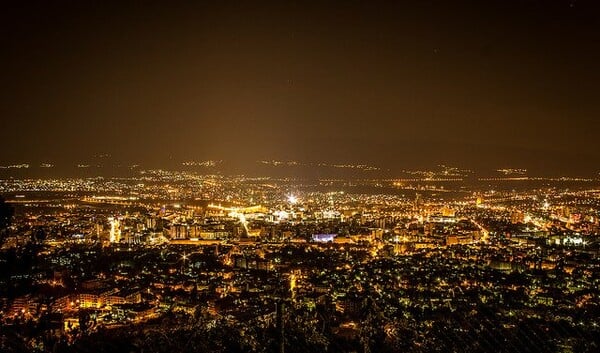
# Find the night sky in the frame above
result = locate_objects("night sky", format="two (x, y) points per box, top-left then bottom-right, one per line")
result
(1, 1), (599, 174)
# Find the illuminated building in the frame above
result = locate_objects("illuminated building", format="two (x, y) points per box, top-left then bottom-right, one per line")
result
(169, 224), (188, 240)
(441, 206), (456, 217)
(511, 211), (525, 224)
(109, 217), (121, 243)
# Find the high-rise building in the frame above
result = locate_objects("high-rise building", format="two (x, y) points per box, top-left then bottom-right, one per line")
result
(109, 217), (121, 243)
(169, 224), (188, 240)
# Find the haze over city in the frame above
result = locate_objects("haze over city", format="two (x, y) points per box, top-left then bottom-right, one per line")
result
(2, 1), (600, 353)
(2, 1), (599, 174)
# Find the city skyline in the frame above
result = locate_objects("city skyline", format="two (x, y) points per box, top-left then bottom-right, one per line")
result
(2, 168), (600, 352)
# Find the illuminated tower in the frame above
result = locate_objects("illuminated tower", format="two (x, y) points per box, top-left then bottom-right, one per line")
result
(413, 193), (423, 213)
(109, 217), (121, 243)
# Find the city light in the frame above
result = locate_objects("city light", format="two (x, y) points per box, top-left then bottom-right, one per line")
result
(1, 1), (599, 351)
(287, 194), (298, 205)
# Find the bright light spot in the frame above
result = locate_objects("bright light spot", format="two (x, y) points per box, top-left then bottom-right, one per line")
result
(288, 195), (298, 204)
(274, 210), (289, 222)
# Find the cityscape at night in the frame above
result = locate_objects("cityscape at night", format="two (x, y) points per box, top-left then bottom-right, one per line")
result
(2, 164), (600, 352)
(2, 1), (600, 352)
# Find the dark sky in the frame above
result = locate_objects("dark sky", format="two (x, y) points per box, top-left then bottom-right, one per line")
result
(1, 0), (599, 174)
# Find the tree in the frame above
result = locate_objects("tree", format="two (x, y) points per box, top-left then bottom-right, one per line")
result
(78, 311), (91, 333)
